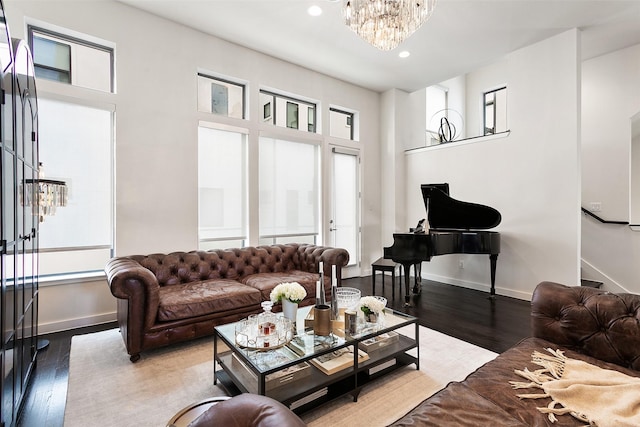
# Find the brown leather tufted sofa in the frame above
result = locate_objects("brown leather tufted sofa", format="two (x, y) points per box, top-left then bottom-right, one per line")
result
(105, 243), (349, 362)
(391, 281), (640, 426)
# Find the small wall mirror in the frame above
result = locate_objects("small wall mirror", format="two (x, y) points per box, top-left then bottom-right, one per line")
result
(630, 111), (640, 229)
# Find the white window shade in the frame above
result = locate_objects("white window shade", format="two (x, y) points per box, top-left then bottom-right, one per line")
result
(259, 137), (319, 239)
(198, 126), (247, 242)
(38, 98), (113, 274)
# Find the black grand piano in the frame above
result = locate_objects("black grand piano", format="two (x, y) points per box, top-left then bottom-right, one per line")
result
(384, 183), (501, 305)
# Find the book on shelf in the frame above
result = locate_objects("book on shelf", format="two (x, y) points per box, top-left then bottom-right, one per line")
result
(289, 387), (328, 410)
(368, 358), (397, 375)
(287, 334), (335, 356)
(309, 347), (369, 375)
(231, 348), (311, 392)
(358, 331), (400, 353)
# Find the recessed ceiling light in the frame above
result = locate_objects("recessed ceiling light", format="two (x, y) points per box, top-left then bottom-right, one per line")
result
(399, 51), (411, 58)
(308, 5), (323, 16)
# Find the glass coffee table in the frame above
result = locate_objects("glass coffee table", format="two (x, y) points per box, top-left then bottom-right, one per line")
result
(214, 305), (419, 414)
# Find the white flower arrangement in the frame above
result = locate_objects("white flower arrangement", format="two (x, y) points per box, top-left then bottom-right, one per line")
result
(360, 296), (386, 316)
(270, 282), (307, 304)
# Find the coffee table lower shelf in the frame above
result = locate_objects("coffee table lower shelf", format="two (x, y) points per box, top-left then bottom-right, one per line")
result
(215, 337), (419, 415)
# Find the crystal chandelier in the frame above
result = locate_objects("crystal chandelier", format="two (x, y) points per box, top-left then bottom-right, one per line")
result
(22, 163), (68, 222)
(343, 0), (437, 51)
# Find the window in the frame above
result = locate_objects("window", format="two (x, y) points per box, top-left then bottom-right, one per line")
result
(259, 137), (319, 244)
(32, 35), (70, 83)
(38, 98), (114, 275)
(483, 87), (507, 135)
(259, 90), (316, 133)
(28, 26), (114, 93)
(329, 108), (355, 140)
(197, 74), (245, 119)
(426, 85), (448, 144)
(198, 124), (247, 249)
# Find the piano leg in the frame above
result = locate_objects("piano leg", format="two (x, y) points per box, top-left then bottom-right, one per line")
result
(489, 254), (498, 299)
(401, 263), (413, 306)
(413, 263), (422, 294)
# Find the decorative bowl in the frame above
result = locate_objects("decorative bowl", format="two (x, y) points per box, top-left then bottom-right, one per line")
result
(335, 287), (361, 309)
(373, 295), (387, 309)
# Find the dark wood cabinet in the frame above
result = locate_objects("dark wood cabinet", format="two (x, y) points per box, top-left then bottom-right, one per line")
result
(1, 1), (40, 425)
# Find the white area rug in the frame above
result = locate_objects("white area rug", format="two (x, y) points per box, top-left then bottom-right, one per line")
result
(64, 327), (497, 426)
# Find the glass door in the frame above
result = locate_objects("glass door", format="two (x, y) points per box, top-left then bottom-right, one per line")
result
(329, 146), (360, 278)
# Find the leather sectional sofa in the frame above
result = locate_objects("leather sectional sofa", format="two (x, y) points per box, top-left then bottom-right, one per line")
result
(105, 243), (349, 362)
(391, 281), (640, 426)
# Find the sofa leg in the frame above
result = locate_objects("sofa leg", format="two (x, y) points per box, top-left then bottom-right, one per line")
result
(130, 353), (141, 363)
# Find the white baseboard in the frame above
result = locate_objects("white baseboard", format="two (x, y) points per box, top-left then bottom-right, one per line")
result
(39, 312), (117, 334)
(422, 273), (532, 301)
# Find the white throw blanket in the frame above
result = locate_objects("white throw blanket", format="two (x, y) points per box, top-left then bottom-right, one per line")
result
(510, 348), (640, 426)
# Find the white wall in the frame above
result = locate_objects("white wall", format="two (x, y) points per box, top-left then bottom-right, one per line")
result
(378, 89), (409, 268)
(581, 43), (640, 293)
(582, 44), (640, 220)
(6, 1), (381, 332)
(393, 30), (582, 300)
(441, 75), (467, 139)
(632, 112), (640, 225)
(38, 276), (115, 331)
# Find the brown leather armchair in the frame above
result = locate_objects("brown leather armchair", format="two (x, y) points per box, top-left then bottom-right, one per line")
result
(167, 394), (306, 427)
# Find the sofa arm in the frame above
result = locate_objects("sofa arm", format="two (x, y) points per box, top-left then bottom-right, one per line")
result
(296, 244), (350, 285)
(531, 281), (640, 370)
(105, 257), (160, 331)
(318, 247), (350, 269)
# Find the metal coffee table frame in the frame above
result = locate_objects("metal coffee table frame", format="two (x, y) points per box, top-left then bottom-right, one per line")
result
(213, 306), (419, 415)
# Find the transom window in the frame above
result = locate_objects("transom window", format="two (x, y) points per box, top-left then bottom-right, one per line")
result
(329, 107), (355, 140)
(197, 73), (245, 119)
(260, 90), (316, 133)
(28, 26), (114, 93)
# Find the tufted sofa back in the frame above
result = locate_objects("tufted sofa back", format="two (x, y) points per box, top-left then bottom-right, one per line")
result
(531, 281), (640, 371)
(129, 243), (325, 287)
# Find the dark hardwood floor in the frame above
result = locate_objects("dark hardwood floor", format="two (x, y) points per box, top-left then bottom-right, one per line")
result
(350, 275), (532, 354)
(18, 275), (531, 426)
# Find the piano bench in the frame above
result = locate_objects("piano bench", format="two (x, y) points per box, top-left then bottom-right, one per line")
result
(371, 257), (402, 299)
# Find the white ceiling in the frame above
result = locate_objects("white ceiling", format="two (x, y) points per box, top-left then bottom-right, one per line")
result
(119, 0), (640, 93)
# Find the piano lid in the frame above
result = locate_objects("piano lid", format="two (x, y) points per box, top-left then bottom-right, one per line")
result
(421, 183), (501, 230)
